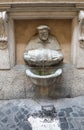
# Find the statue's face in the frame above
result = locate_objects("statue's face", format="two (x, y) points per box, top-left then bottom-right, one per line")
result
(38, 29), (49, 41)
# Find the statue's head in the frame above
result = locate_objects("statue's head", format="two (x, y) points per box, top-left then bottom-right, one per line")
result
(37, 25), (50, 41)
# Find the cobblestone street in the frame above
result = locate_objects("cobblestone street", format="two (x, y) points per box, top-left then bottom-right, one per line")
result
(0, 96), (84, 130)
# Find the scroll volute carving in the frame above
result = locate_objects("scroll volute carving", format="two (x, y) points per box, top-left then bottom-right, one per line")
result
(0, 11), (8, 50)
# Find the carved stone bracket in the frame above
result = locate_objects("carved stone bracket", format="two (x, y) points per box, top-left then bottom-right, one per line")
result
(79, 10), (84, 49)
(0, 11), (8, 50)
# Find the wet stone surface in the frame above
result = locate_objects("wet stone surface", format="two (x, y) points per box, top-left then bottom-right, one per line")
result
(0, 97), (84, 130)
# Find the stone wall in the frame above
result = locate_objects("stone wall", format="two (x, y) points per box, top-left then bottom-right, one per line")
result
(0, 0), (84, 2)
(0, 1), (84, 99)
(0, 64), (84, 99)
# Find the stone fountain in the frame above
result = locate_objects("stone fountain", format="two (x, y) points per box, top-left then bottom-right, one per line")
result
(24, 25), (64, 87)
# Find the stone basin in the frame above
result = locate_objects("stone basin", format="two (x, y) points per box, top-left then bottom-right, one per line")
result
(26, 68), (62, 87)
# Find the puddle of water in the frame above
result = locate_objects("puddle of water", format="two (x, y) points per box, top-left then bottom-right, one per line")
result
(28, 116), (61, 130)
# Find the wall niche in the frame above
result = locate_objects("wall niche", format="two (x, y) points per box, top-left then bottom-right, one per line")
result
(14, 19), (72, 65)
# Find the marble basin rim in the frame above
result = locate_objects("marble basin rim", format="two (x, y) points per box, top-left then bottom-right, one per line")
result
(26, 68), (62, 87)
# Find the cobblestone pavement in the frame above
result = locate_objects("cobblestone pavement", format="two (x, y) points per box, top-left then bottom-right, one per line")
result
(0, 96), (84, 130)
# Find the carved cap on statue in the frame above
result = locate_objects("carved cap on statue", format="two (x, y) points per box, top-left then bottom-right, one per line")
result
(36, 25), (50, 31)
